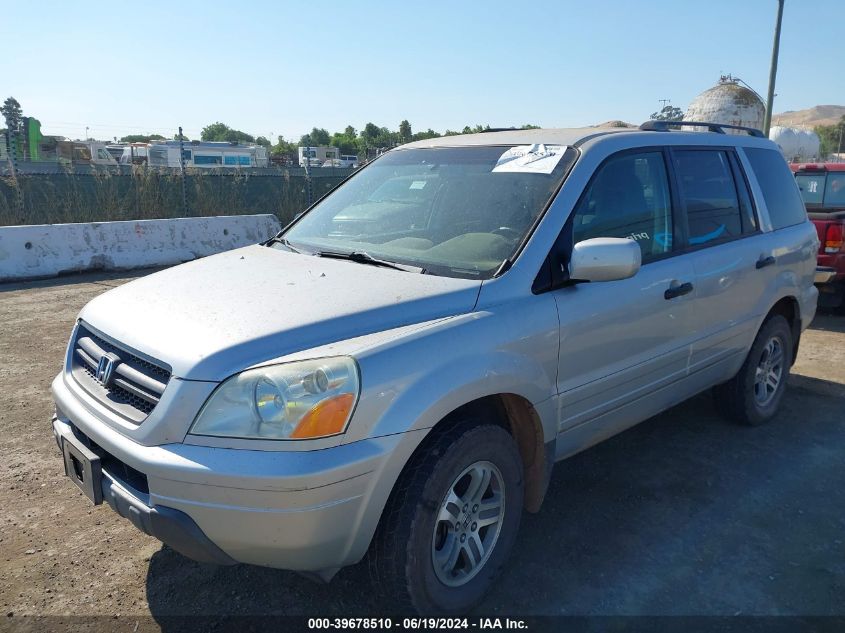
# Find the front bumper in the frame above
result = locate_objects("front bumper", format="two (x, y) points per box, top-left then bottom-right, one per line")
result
(55, 417), (235, 565)
(52, 373), (417, 577)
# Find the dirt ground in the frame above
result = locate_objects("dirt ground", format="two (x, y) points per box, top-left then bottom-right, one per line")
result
(1, 270), (843, 626)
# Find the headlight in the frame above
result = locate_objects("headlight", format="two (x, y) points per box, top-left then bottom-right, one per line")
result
(189, 357), (360, 440)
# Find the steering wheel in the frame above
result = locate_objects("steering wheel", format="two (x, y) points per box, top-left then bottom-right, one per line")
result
(491, 226), (522, 240)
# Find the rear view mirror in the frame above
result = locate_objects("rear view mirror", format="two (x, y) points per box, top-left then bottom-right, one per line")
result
(569, 237), (641, 282)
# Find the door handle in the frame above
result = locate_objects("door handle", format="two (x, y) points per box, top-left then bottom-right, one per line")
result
(756, 255), (776, 269)
(664, 281), (694, 300)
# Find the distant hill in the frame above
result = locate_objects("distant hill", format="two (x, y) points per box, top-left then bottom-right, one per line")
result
(772, 105), (845, 128)
(594, 120), (636, 128)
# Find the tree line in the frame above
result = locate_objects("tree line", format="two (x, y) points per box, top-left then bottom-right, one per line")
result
(9, 91), (842, 159)
(1, 96), (537, 159)
(816, 116), (845, 157)
(192, 120), (541, 158)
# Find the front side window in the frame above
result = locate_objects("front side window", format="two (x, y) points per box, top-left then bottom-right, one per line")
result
(673, 150), (743, 245)
(281, 145), (578, 279)
(572, 151), (673, 263)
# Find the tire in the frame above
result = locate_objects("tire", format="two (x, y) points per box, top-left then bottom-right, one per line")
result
(713, 315), (793, 426)
(368, 422), (524, 614)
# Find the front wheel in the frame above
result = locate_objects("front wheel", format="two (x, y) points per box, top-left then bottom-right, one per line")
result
(713, 315), (793, 426)
(368, 422), (524, 614)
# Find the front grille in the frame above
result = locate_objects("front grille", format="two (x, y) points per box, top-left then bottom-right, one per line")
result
(70, 323), (171, 423)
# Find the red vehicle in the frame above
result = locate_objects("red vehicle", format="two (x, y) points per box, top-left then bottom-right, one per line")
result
(790, 162), (845, 308)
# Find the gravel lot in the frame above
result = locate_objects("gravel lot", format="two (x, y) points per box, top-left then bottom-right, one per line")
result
(1, 270), (843, 624)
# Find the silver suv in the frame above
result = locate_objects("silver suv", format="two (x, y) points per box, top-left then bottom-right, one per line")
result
(52, 122), (818, 613)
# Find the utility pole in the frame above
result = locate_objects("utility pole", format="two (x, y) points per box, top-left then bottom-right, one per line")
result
(178, 126), (189, 216)
(763, 0), (785, 136)
(304, 145), (313, 206)
(7, 129), (24, 217)
(659, 99), (671, 110)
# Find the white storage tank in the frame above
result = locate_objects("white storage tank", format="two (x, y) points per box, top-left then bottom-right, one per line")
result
(769, 126), (799, 157)
(769, 126), (821, 161)
(797, 129), (821, 160)
(684, 75), (765, 134)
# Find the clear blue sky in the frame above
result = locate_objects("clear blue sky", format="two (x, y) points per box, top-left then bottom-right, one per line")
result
(3, 0), (843, 142)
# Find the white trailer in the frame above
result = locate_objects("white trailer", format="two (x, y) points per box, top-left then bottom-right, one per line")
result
(298, 146), (339, 167)
(147, 141), (269, 168)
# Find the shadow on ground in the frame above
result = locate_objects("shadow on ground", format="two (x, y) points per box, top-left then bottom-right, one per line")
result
(809, 309), (845, 334)
(0, 267), (166, 293)
(146, 375), (845, 625)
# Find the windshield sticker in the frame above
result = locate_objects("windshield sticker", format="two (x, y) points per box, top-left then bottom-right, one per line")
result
(409, 181), (427, 189)
(493, 144), (566, 174)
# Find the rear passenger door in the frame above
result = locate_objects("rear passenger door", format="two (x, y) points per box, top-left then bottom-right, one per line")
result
(670, 147), (773, 375)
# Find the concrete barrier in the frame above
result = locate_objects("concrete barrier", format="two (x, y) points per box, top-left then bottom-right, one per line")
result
(0, 214), (282, 282)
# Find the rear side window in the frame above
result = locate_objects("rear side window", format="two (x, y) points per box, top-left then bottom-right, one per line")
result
(672, 150), (745, 245)
(572, 151), (673, 263)
(824, 173), (845, 206)
(744, 148), (807, 229)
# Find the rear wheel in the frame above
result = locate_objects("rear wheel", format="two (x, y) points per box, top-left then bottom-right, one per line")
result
(368, 422), (524, 614)
(713, 315), (793, 426)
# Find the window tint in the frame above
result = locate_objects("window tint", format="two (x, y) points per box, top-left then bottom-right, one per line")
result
(795, 173), (826, 205)
(673, 150), (742, 245)
(824, 173), (845, 206)
(573, 151), (672, 263)
(194, 154), (222, 165)
(729, 153), (758, 233)
(744, 147), (807, 229)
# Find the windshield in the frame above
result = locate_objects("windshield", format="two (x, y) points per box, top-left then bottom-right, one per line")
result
(279, 145), (577, 278)
(796, 172), (845, 208)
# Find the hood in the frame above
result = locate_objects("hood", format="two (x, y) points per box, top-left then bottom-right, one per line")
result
(79, 245), (481, 381)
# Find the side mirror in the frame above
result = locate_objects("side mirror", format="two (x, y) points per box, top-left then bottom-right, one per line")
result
(569, 237), (641, 282)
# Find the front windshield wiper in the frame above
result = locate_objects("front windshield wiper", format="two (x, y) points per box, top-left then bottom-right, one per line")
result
(315, 249), (425, 273)
(266, 236), (304, 254)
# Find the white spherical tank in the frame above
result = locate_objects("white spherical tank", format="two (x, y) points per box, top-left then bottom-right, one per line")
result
(684, 76), (766, 134)
(770, 126), (799, 157)
(798, 129), (821, 160)
(768, 126), (821, 161)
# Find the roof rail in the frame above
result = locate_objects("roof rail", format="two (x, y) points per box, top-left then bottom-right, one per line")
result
(639, 120), (765, 138)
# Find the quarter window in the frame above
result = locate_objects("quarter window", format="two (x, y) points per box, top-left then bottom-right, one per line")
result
(745, 147), (808, 228)
(572, 151), (673, 263)
(672, 150), (744, 245)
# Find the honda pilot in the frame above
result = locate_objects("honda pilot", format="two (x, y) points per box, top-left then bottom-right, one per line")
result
(52, 121), (818, 613)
